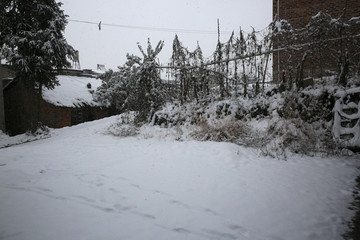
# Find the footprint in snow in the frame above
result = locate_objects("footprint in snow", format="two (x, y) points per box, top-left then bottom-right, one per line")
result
(131, 211), (156, 220)
(204, 208), (219, 216)
(74, 195), (96, 203)
(113, 204), (134, 212)
(169, 200), (191, 209)
(172, 228), (192, 234)
(131, 183), (141, 189)
(35, 187), (52, 192)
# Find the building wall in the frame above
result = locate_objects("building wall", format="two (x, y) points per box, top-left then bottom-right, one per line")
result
(4, 80), (110, 136)
(39, 101), (109, 129)
(0, 65), (15, 132)
(4, 80), (32, 135)
(273, 0), (359, 29)
(0, 64), (14, 80)
(0, 78), (5, 132)
(272, 0), (360, 82)
(39, 100), (72, 128)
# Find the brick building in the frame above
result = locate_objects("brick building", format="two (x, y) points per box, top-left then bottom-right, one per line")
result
(273, 0), (360, 82)
(1, 67), (111, 136)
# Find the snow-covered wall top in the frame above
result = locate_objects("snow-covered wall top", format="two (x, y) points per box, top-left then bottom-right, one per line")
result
(42, 75), (102, 107)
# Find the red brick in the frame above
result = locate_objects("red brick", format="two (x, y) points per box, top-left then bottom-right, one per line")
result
(273, 0), (360, 82)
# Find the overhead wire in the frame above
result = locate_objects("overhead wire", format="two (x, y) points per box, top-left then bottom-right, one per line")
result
(68, 19), (236, 35)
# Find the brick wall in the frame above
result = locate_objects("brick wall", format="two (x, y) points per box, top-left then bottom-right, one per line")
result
(273, 0), (359, 28)
(272, 0), (360, 82)
(39, 100), (72, 128)
(40, 101), (109, 129)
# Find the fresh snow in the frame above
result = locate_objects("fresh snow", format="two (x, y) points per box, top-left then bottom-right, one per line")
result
(0, 116), (359, 240)
(41, 75), (102, 107)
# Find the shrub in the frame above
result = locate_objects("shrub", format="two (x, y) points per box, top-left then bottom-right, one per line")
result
(190, 118), (250, 143)
(105, 112), (139, 137)
(261, 118), (337, 158)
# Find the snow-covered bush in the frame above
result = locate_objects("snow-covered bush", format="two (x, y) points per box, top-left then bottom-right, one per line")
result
(261, 118), (336, 159)
(102, 78), (348, 157)
(190, 118), (250, 143)
(152, 96), (274, 130)
(106, 123), (139, 137)
(105, 112), (139, 137)
(152, 101), (207, 127)
(150, 82), (343, 158)
(280, 89), (335, 123)
(26, 124), (50, 137)
(152, 100), (262, 147)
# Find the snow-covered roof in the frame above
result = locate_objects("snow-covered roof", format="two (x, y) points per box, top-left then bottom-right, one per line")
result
(91, 69), (106, 75)
(42, 75), (102, 107)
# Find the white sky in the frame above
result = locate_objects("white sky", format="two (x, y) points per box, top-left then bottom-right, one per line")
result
(61, 0), (273, 70)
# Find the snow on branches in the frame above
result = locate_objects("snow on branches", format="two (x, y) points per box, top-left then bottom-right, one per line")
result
(0, 0), (75, 90)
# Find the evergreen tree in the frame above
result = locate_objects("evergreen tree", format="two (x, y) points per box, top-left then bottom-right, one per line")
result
(0, 0), (75, 130)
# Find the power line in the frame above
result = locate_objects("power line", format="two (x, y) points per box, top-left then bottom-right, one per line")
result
(68, 19), (235, 35)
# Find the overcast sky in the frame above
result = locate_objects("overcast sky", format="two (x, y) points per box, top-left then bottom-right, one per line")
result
(61, 0), (272, 70)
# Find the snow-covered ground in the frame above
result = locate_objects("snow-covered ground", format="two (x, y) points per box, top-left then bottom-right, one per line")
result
(0, 116), (359, 240)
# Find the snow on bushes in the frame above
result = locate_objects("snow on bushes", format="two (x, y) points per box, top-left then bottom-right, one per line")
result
(105, 78), (359, 157)
(190, 118), (251, 143)
(262, 118), (336, 158)
(277, 89), (336, 126)
(149, 84), (343, 157)
(105, 112), (139, 137)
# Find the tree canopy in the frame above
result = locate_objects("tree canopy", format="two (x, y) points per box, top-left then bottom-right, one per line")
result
(0, 0), (75, 90)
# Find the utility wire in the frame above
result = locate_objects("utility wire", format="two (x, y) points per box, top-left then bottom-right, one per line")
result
(68, 19), (234, 35)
